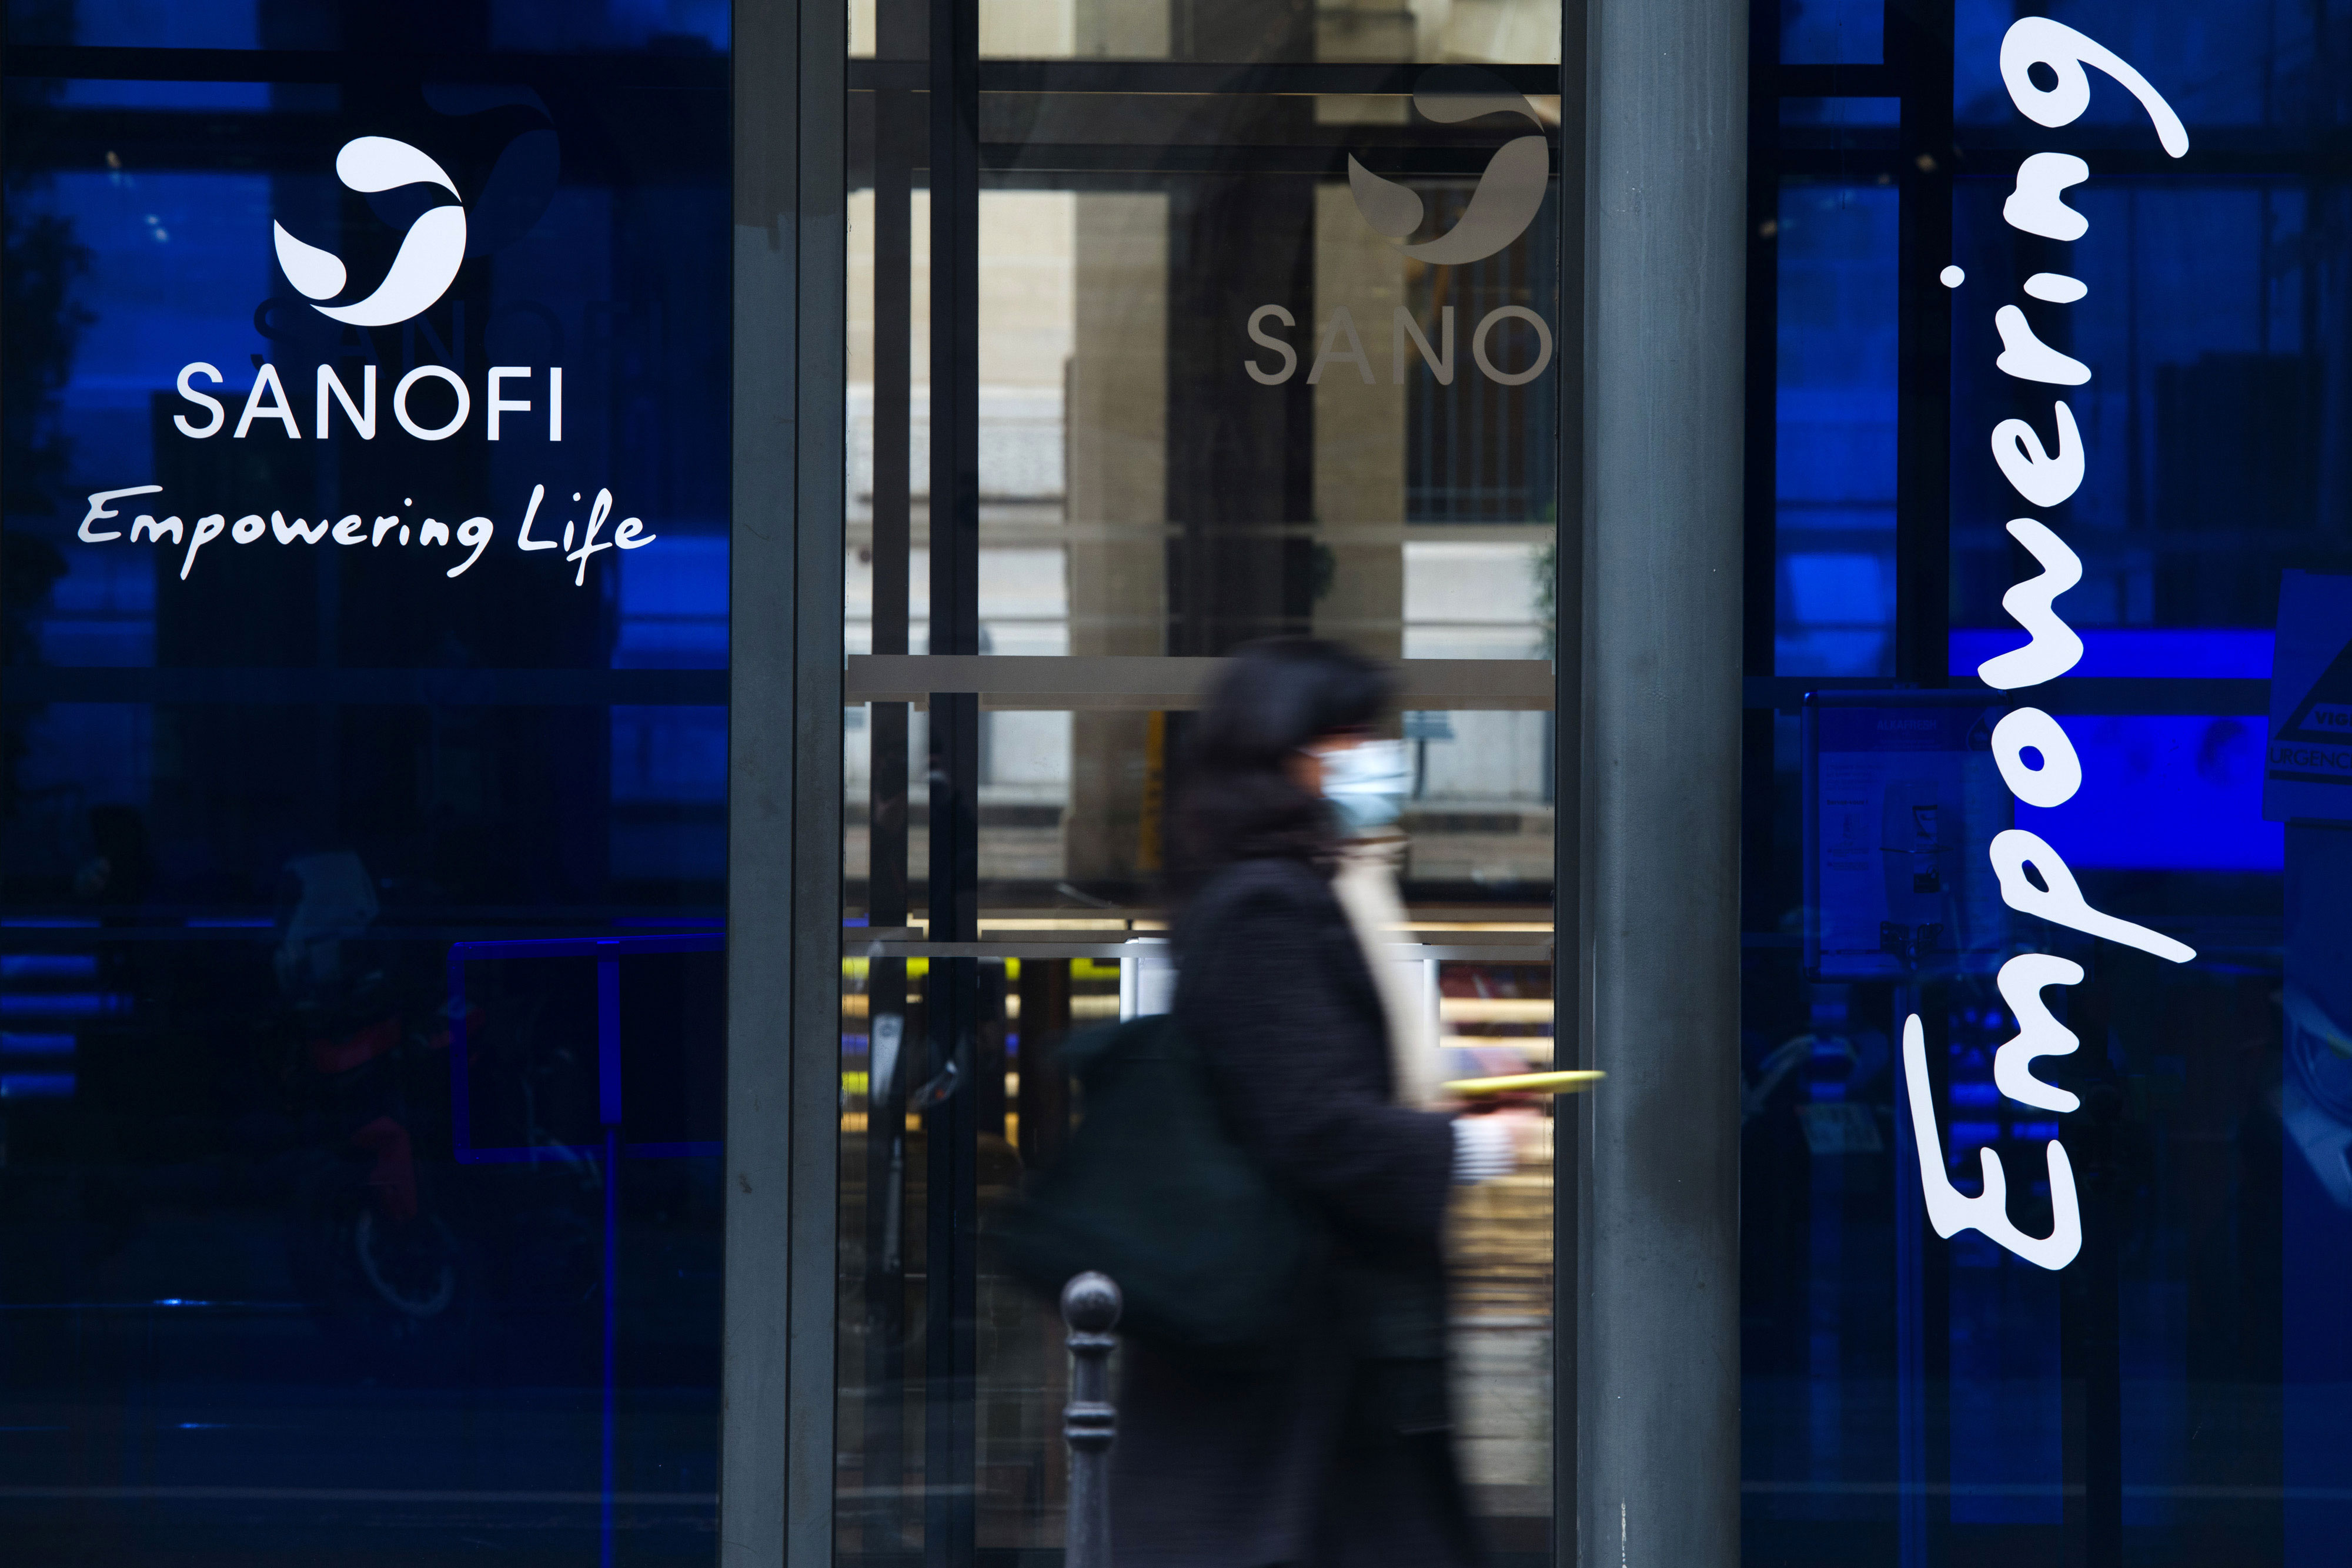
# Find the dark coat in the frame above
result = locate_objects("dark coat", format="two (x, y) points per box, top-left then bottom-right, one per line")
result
(1111, 855), (1480, 1568)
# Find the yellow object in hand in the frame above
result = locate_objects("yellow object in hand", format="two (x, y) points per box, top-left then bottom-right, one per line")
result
(1444, 1069), (1606, 1095)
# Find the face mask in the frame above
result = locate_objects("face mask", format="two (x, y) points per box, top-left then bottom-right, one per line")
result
(1314, 738), (1409, 834)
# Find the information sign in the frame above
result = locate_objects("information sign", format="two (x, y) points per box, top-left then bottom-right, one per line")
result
(2264, 570), (2352, 823)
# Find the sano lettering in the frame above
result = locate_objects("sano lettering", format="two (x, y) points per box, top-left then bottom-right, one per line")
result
(1901, 19), (2198, 1272)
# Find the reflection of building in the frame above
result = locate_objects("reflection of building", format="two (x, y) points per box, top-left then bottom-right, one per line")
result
(841, 186), (1555, 896)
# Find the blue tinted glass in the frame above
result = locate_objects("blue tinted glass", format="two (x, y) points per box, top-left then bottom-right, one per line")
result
(1959, 0), (2314, 128)
(1947, 1241), (2062, 1524)
(26, 172), (273, 479)
(1952, 178), (2316, 631)
(1780, 95), (1900, 126)
(8, 0), (727, 53)
(73, 0), (259, 48)
(60, 81), (274, 109)
(1756, 0), (2352, 1559)
(1776, 182), (1897, 676)
(1952, 0), (2014, 123)
(1782, 0), (1885, 65)
(2019, 716), (2283, 871)
(1, 36), (729, 1562)
(492, 0), (729, 52)
(1950, 628), (2276, 680)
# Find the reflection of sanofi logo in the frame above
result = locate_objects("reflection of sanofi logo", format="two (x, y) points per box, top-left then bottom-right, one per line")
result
(274, 138), (469, 328)
(1245, 71), (1553, 389)
(1345, 79), (1548, 265)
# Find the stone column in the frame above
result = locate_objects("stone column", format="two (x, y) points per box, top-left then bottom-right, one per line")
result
(1311, 183), (1408, 661)
(1064, 193), (1168, 887)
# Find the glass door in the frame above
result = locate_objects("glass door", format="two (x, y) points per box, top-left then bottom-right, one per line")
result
(836, 2), (1566, 1562)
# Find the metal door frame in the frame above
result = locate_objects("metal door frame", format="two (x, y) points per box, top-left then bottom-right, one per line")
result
(724, 2), (846, 1565)
(716, 1), (1749, 1562)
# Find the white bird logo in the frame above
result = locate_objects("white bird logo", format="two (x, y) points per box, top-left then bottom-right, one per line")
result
(1348, 78), (1548, 266)
(273, 137), (467, 327)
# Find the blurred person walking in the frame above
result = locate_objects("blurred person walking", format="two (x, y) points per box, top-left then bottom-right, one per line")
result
(1112, 638), (1526, 1568)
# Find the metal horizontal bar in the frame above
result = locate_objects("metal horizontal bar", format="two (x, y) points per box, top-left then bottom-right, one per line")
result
(25, 119), (1525, 179)
(0, 919), (724, 947)
(4, 44), (726, 88)
(8, 667), (727, 706)
(1945, 131), (2352, 172)
(14, 110), (676, 182)
(1399, 944), (1553, 962)
(850, 60), (1562, 95)
(1772, 65), (1900, 96)
(0, 1300), (309, 1312)
(841, 520), (1555, 543)
(450, 932), (722, 960)
(1741, 676), (2269, 714)
(0, 1484), (719, 1506)
(981, 143), (1558, 175)
(863, 940), (1136, 959)
(845, 655), (1555, 711)
(454, 1139), (720, 1164)
(860, 938), (1551, 962)
(1767, 152), (1910, 177)
(851, 924), (1549, 940)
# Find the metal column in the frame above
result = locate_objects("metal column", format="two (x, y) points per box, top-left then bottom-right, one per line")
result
(1576, 0), (1747, 1560)
(723, 1), (844, 1564)
(859, 0), (918, 1539)
(923, 2), (984, 1564)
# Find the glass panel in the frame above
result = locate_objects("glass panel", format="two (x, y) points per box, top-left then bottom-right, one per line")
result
(1751, 0), (2352, 1562)
(8, 0), (730, 54)
(841, 4), (1559, 1560)
(847, 0), (1565, 62)
(1, 37), (729, 1564)
(1780, 0), (1882, 66)
(1775, 179), (1898, 677)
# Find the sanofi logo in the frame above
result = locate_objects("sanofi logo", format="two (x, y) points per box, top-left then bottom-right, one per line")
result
(1247, 71), (1555, 388)
(1346, 73), (1548, 266)
(79, 99), (657, 588)
(273, 137), (468, 328)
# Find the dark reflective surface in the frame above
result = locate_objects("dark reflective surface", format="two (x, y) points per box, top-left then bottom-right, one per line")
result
(2, 5), (728, 1561)
(1748, 0), (2352, 1562)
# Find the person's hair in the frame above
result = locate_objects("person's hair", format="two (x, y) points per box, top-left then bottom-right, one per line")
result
(1167, 637), (1396, 900)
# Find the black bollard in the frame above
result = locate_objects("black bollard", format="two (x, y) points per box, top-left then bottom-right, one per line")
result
(1060, 1272), (1121, 1568)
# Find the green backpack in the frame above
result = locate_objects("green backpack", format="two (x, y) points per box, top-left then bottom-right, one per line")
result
(991, 1014), (1322, 1360)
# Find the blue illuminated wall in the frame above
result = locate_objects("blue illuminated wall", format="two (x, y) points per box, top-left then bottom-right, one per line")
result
(1749, 0), (2346, 1561)
(2020, 715), (2283, 871)
(1775, 172), (1898, 676)
(0, 10), (734, 1561)
(1781, 0), (1883, 65)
